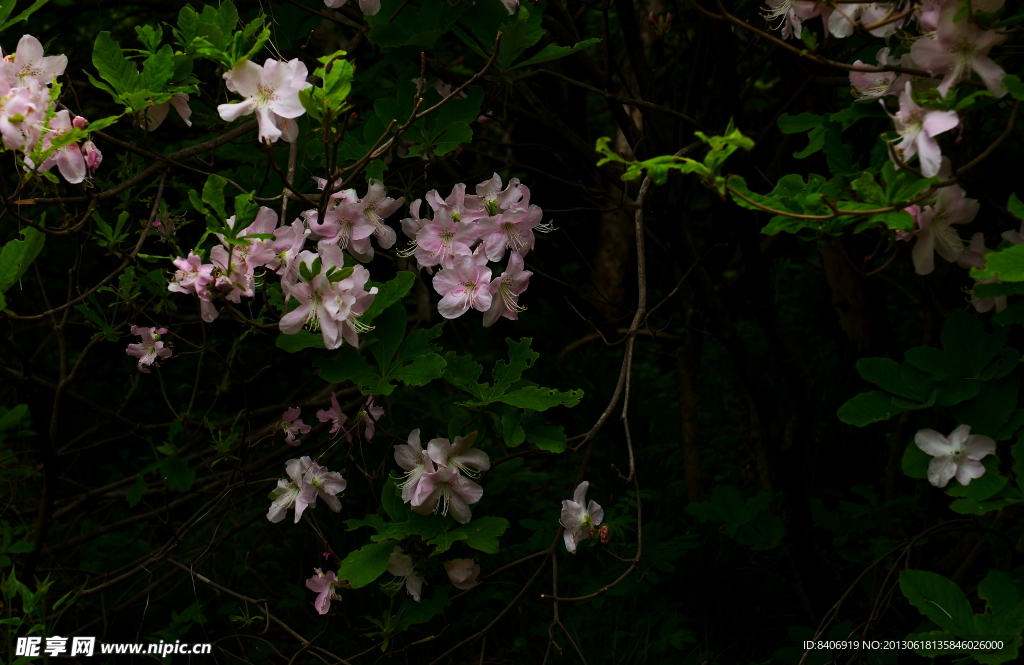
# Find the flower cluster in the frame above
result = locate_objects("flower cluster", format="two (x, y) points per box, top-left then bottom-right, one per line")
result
(560, 481), (604, 554)
(266, 456), (346, 523)
(0, 35), (102, 183)
(400, 173), (543, 324)
(125, 326), (172, 373)
(393, 429), (490, 524)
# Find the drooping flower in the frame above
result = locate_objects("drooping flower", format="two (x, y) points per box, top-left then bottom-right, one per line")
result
(908, 180), (978, 275)
(386, 546), (424, 602)
(445, 559), (480, 590)
(560, 481), (605, 554)
(910, 5), (1007, 98)
(279, 407), (311, 446)
(395, 429), (430, 502)
(217, 59), (311, 143)
(426, 431), (490, 478)
(267, 457), (314, 522)
(126, 326), (172, 373)
(483, 251), (532, 327)
(305, 568), (349, 614)
(316, 391), (348, 435)
(763, 0), (823, 40)
(145, 93), (193, 131)
(411, 459), (484, 524)
(432, 254), (493, 319)
(888, 82), (959, 178)
(300, 462), (347, 512)
(914, 424), (996, 488)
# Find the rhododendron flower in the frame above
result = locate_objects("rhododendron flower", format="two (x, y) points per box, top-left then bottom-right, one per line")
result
(467, 173), (525, 218)
(910, 6), (1007, 98)
(267, 457), (314, 522)
(324, 0), (381, 16)
(126, 326), (171, 373)
(395, 429), (430, 502)
(305, 568), (349, 614)
(888, 83), (959, 178)
(412, 459), (484, 524)
(304, 201), (376, 254)
(279, 407), (311, 446)
(763, 0), (823, 40)
(269, 219), (310, 279)
(354, 396), (385, 440)
(145, 93), (193, 131)
(445, 559), (480, 590)
(300, 462), (346, 512)
(218, 59), (311, 143)
(358, 180), (404, 257)
(907, 180), (978, 275)
(432, 254), (493, 319)
(0, 82), (46, 150)
(316, 391), (347, 435)
(426, 182), (481, 223)
(560, 481), (604, 554)
(3, 34), (67, 85)
(484, 251), (532, 327)
(476, 200), (544, 261)
(415, 209), (479, 270)
(33, 110), (87, 183)
(81, 140), (102, 173)
(914, 424), (995, 488)
(387, 546), (424, 602)
(828, 3), (900, 39)
(427, 431), (490, 478)
(850, 48), (902, 99)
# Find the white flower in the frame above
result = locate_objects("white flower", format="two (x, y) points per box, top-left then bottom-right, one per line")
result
(560, 481), (604, 553)
(914, 424), (995, 488)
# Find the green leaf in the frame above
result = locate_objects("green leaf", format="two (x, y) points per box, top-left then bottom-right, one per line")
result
(381, 476), (410, 523)
(367, 304), (406, 374)
(837, 390), (913, 426)
(139, 45), (175, 92)
(856, 357), (932, 401)
(161, 457), (194, 492)
(314, 349), (379, 386)
(498, 386), (584, 411)
(390, 353), (446, 387)
(1007, 193), (1024, 221)
(777, 112), (823, 134)
(92, 32), (139, 97)
(338, 541), (396, 589)
(362, 272), (415, 324)
(449, 517), (510, 554)
(901, 440), (931, 479)
(944, 456), (1005, 501)
(135, 24), (164, 54)
(501, 413), (526, 447)
(0, 226), (45, 296)
(951, 376), (1019, 438)
(0, 0), (51, 34)
(1003, 74), (1024, 101)
(497, 4), (543, 71)
(398, 587), (451, 631)
(972, 244), (1024, 282)
(512, 37), (602, 70)
(202, 174), (227, 221)
(525, 425), (566, 453)
(899, 569), (976, 637)
(276, 330), (326, 353)
(443, 353), (485, 401)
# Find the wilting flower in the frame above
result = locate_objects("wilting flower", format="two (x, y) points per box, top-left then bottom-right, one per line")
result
(445, 559), (480, 590)
(915, 424), (996, 488)
(354, 396), (385, 440)
(126, 326), (172, 373)
(305, 568), (349, 614)
(386, 546), (424, 602)
(560, 481), (604, 554)
(279, 407), (311, 446)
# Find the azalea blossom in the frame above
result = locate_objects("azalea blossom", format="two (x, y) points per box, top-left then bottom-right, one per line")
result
(888, 82), (959, 178)
(305, 568), (349, 614)
(217, 59), (312, 143)
(300, 462), (347, 512)
(476, 199), (544, 261)
(432, 254), (493, 319)
(279, 407), (311, 446)
(828, 3), (901, 39)
(910, 5), (1007, 98)
(267, 457), (314, 523)
(32, 110), (87, 183)
(316, 391), (348, 435)
(3, 34), (66, 85)
(445, 559), (480, 590)
(395, 429), (430, 502)
(386, 546), (424, 602)
(763, 0), (823, 40)
(145, 93), (193, 131)
(466, 173), (525, 218)
(483, 251), (532, 327)
(415, 209), (479, 270)
(850, 47), (902, 99)
(914, 424), (996, 488)
(426, 431), (490, 478)
(354, 396), (385, 440)
(126, 326), (172, 373)
(324, 0), (381, 16)
(907, 179), (978, 275)
(411, 459), (484, 524)
(560, 481), (605, 554)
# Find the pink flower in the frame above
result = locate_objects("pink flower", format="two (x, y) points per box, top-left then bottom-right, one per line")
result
(445, 559), (480, 590)
(411, 459), (484, 524)
(81, 140), (102, 173)
(324, 0), (381, 16)
(763, 1), (823, 40)
(3, 35), (67, 85)
(357, 180), (404, 259)
(300, 462), (347, 512)
(126, 326), (172, 373)
(908, 180), (978, 275)
(267, 457), (314, 522)
(217, 59), (311, 143)
(386, 546), (424, 602)
(269, 219), (310, 279)
(280, 407), (311, 446)
(426, 431), (490, 477)
(145, 93), (192, 131)
(33, 110), (87, 183)
(316, 391), (347, 435)
(560, 481), (604, 554)
(476, 201), (544, 262)
(910, 5), (1007, 98)
(279, 247), (363, 350)
(305, 201), (376, 254)
(395, 429), (430, 502)
(483, 251), (532, 327)
(850, 48), (903, 99)
(914, 424), (995, 488)
(0, 82), (46, 150)
(432, 254), (493, 319)
(888, 82), (959, 178)
(828, 3), (901, 39)
(466, 173), (524, 218)
(305, 568), (349, 614)
(415, 209), (479, 270)
(355, 396), (384, 440)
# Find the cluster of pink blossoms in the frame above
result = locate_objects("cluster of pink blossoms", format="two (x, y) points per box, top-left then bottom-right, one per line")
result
(393, 429), (490, 524)
(266, 456), (347, 523)
(400, 173), (545, 325)
(277, 394), (384, 447)
(0, 35), (102, 183)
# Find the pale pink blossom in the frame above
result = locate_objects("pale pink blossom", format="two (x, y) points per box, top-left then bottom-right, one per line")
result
(126, 326), (172, 373)
(415, 209), (479, 270)
(300, 462), (347, 512)
(914, 424), (995, 488)
(888, 82), (959, 178)
(445, 559), (480, 590)
(911, 5), (1007, 98)
(908, 180), (978, 275)
(763, 0), (823, 40)
(387, 546), (424, 602)
(267, 457), (314, 522)
(305, 568), (349, 614)
(411, 459), (484, 524)
(280, 407), (311, 446)
(218, 59), (311, 143)
(850, 48), (902, 99)
(316, 391), (347, 435)
(34, 110), (87, 183)
(3, 35), (67, 85)
(395, 429), (430, 502)
(354, 396), (384, 440)
(426, 431), (490, 478)
(483, 251), (532, 327)
(560, 481), (604, 554)
(466, 173), (525, 218)
(476, 201), (544, 262)
(145, 93), (193, 131)
(279, 247), (360, 350)
(432, 254), (493, 319)
(324, 0), (381, 16)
